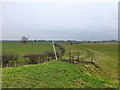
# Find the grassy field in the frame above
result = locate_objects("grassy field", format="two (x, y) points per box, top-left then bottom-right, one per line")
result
(2, 42), (118, 88)
(60, 43), (118, 80)
(2, 61), (117, 88)
(2, 42), (59, 56)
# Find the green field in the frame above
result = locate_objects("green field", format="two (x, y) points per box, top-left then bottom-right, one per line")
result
(2, 42), (58, 56)
(2, 42), (118, 88)
(60, 43), (118, 80)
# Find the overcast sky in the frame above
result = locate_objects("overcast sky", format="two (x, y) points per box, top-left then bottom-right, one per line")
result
(1, 1), (118, 41)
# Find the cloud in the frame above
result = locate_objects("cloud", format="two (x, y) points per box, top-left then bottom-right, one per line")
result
(1, 0), (119, 3)
(2, 2), (118, 40)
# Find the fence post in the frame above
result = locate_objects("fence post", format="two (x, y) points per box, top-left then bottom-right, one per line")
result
(15, 62), (16, 67)
(71, 55), (74, 63)
(91, 54), (94, 62)
(69, 47), (71, 62)
(78, 50), (80, 62)
(0, 63), (2, 68)
(6, 63), (8, 68)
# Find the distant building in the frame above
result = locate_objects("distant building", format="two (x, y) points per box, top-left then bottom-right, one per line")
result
(21, 37), (28, 43)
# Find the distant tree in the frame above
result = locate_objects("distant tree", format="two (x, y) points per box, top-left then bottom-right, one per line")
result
(34, 40), (37, 42)
(21, 37), (28, 44)
(87, 41), (90, 43)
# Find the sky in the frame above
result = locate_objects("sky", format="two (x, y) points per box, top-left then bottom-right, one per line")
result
(1, 0), (118, 41)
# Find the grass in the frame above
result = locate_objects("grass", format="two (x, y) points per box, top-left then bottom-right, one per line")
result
(2, 61), (117, 88)
(2, 42), (118, 88)
(2, 42), (59, 56)
(60, 42), (118, 84)
(78, 43), (118, 80)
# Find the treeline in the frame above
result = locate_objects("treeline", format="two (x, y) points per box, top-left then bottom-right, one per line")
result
(2, 39), (118, 42)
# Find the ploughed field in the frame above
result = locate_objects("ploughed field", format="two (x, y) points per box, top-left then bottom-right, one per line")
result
(2, 42), (118, 88)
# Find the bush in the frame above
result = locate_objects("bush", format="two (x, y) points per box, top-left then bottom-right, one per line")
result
(56, 52), (60, 58)
(45, 52), (55, 60)
(38, 54), (45, 63)
(45, 52), (60, 60)
(24, 54), (40, 64)
(16, 57), (31, 66)
(2, 53), (19, 66)
(54, 43), (65, 56)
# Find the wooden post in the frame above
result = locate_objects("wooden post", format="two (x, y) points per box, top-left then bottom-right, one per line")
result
(91, 54), (94, 62)
(69, 47), (71, 62)
(0, 63), (2, 68)
(7, 63), (8, 68)
(72, 55), (74, 63)
(78, 50), (80, 62)
(15, 62), (16, 67)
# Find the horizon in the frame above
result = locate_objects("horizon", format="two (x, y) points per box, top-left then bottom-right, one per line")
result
(1, 39), (118, 41)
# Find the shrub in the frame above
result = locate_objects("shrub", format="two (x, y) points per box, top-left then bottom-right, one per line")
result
(54, 43), (65, 56)
(24, 51), (60, 64)
(45, 52), (60, 60)
(16, 57), (31, 66)
(24, 54), (40, 64)
(2, 53), (19, 66)
(44, 52), (54, 61)
(45, 52), (55, 59)
(56, 52), (60, 58)
(38, 54), (45, 63)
